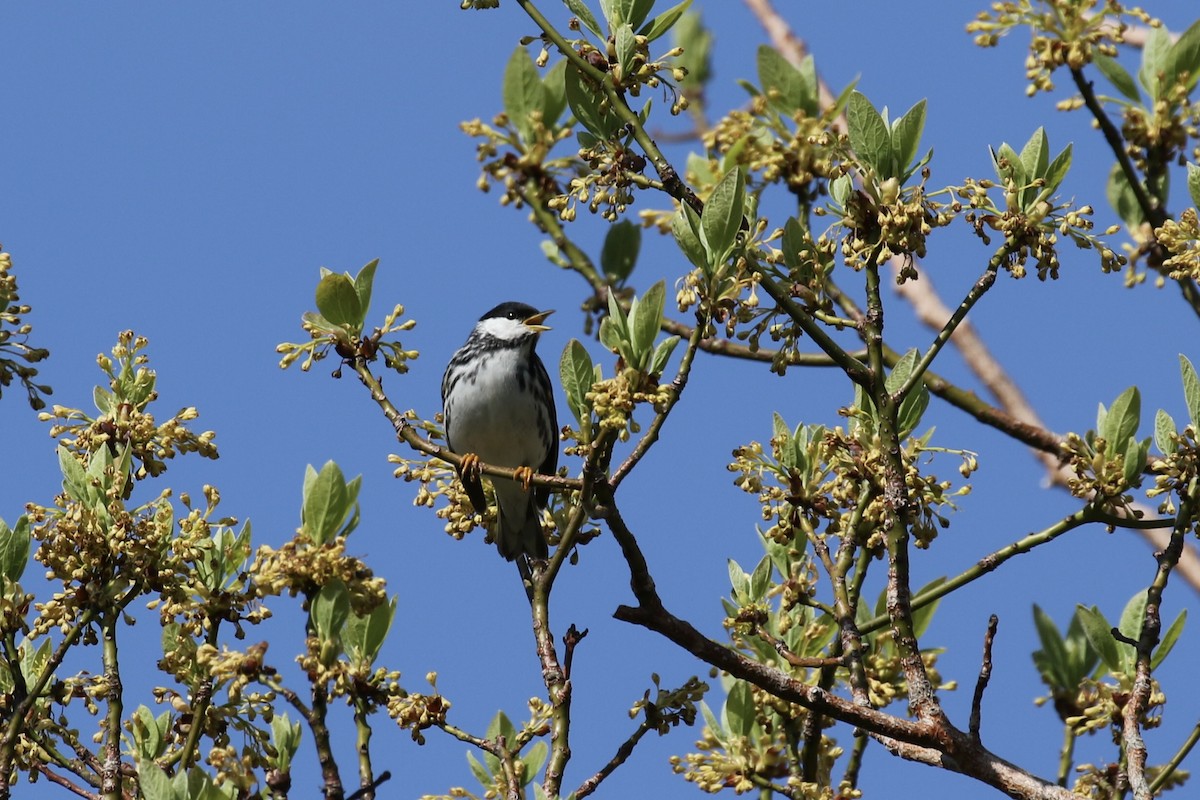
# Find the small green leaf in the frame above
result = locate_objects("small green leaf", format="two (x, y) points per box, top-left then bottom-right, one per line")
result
(748, 555), (771, 602)
(756, 45), (804, 115)
(57, 445), (87, 502)
(600, 220), (641, 283)
(521, 741), (549, 785)
(630, 281), (666, 367)
(1117, 592), (1146, 675)
(565, 65), (619, 138)
(311, 579), (351, 643)
(846, 92), (891, 176)
(0, 516), (29, 584)
(1154, 408), (1177, 455)
(1164, 18), (1200, 92)
(542, 60), (568, 126)
(1139, 26), (1172, 100)
(1093, 53), (1141, 102)
(1152, 608), (1187, 670)
(1076, 605), (1122, 674)
(93, 385), (113, 415)
(671, 201), (708, 270)
(699, 701), (726, 745)
(138, 762), (178, 800)
(353, 259), (379, 322)
(724, 680), (754, 738)
(1107, 163), (1146, 228)
(727, 558), (750, 602)
(615, 23), (637, 78)
(1032, 605), (1070, 690)
(315, 273), (362, 328)
(885, 348), (919, 394)
(648, 335), (680, 376)
(1018, 127), (1049, 183)
(1041, 144), (1073, 198)
(562, 0), (604, 38)
(560, 339), (596, 430)
(897, 386), (930, 440)
(1181, 355), (1200, 428)
(992, 142), (1027, 189)
(1103, 386), (1140, 447)
(909, 577), (945, 638)
(302, 461), (350, 546)
(467, 751), (493, 789)
(701, 166), (746, 264)
(503, 47), (546, 143)
(1187, 162), (1200, 210)
(890, 99), (927, 181)
(639, 0), (692, 43)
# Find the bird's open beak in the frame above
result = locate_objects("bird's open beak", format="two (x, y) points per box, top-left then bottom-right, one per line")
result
(523, 309), (554, 332)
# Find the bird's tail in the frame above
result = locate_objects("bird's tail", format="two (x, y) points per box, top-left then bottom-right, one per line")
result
(493, 482), (548, 603)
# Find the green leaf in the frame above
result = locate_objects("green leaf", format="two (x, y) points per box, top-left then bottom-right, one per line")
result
(1018, 127), (1049, 182)
(1154, 408), (1177, 455)
(639, 0), (692, 43)
(615, 23), (637, 78)
(910, 577), (946, 638)
(992, 142), (1026, 189)
(1181, 355), (1200, 429)
(1041, 144), (1072, 198)
(671, 201), (708, 270)
(1076, 605), (1122, 674)
(303, 461), (350, 546)
(562, 0), (604, 38)
(344, 595), (397, 666)
(699, 701), (726, 744)
(724, 680), (755, 738)
(700, 166), (746, 264)
(315, 273), (362, 328)
(565, 65), (619, 138)
(1152, 608), (1187, 670)
(748, 555), (771, 602)
(648, 335), (680, 376)
(560, 339), (596, 430)
(1032, 605), (1070, 689)
(311, 579), (350, 643)
(503, 47), (546, 143)
(727, 559), (748, 602)
(1187, 162), (1200, 210)
(1164, 18), (1200, 92)
(885, 348), (919, 394)
(897, 386), (930, 440)
(0, 516), (29, 584)
(57, 445), (87, 502)
(467, 751), (493, 788)
(541, 59), (568, 126)
(93, 384), (113, 415)
(890, 99), (927, 181)
(600, 220), (641, 283)
(1103, 386), (1140, 447)
(756, 45), (805, 115)
(630, 280), (666, 367)
(1107, 163), (1146, 228)
(1139, 26), (1172, 100)
(1093, 53), (1141, 102)
(352, 259), (378, 323)
(138, 762), (178, 800)
(846, 92), (891, 176)
(521, 741), (549, 785)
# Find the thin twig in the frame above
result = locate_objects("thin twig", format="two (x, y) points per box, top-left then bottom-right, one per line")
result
(969, 615), (999, 745)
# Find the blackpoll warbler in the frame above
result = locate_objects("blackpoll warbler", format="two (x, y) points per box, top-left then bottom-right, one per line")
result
(441, 302), (558, 586)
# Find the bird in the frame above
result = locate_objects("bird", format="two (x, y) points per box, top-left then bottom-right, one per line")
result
(441, 301), (558, 589)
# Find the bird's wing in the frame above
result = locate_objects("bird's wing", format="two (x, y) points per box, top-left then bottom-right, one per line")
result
(534, 353), (558, 509)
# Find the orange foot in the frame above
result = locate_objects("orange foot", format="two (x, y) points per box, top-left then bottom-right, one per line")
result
(460, 452), (482, 480)
(513, 465), (534, 492)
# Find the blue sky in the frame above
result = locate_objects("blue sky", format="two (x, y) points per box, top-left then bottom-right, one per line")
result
(2, 2), (1200, 798)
